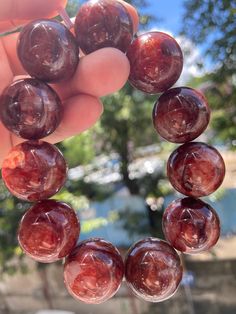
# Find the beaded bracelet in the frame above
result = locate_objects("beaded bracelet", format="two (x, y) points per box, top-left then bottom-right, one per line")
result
(0, 0), (225, 305)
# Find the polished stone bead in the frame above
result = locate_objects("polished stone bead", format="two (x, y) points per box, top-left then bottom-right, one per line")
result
(167, 142), (225, 197)
(127, 32), (183, 94)
(17, 19), (79, 82)
(153, 87), (210, 143)
(18, 200), (80, 263)
(2, 141), (67, 201)
(74, 0), (133, 54)
(162, 197), (220, 254)
(125, 238), (183, 302)
(64, 238), (124, 304)
(0, 79), (63, 140)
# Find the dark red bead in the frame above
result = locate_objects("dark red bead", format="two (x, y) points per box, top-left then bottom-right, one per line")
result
(153, 87), (210, 143)
(125, 238), (183, 302)
(64, 238), (124, 304)
(74, 0), (133, 54)
(17, 19), (79, 83)
(2, 141), (67, 202)
(18, 200), (80, 263)
(167, 142), (225, 197)
(163, 198), (220, 254)
(127, 32), (183, 94)
(0, 79), (63, 140)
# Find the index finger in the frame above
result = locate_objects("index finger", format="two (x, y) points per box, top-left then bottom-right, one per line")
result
(0, 0), (67, 33)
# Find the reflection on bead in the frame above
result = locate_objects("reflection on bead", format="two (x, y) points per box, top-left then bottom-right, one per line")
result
(153, 87), (210, 143)
(74, 0), (133, 54)
(18, 200), (80, 263)
(17, 19), (79, 82)
(2, 141), (67, 201)
(0, 79), (63, 140)
(64, 238), (124, 304)
(163, 197), (220, 254)
(127, 32), (183, 94)
(167, 142), (225, 197)
(125, 238), (183, 302)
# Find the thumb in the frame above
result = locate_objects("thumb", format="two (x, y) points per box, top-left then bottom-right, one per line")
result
(0, 0), (67, 33)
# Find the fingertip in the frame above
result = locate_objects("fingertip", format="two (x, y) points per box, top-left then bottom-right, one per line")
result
(55, 47), (130, 99)
(49, 94), (103, 143)
(70, 48), (130, 98)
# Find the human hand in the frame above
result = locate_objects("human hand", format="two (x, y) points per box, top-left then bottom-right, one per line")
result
(0, 0), (139, 166)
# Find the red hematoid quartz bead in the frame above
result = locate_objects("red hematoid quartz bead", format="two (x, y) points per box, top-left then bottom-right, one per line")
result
(0, 79), (63, 140)
(167, 142), (225, 198)
(127, 32), (183, 94)
(74, 0), (134, 54)
(64, 238), (124, 304)
(153, 87), (210, 143)
(2, 141), (67, 202)
(18, 200), (80, 263)
(17, 19), (79, 83)
(125, 238), (183, 302)
(162, 197), (220, 254)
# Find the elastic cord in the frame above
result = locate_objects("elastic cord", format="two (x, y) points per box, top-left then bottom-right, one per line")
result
(58, 6), (74, 30)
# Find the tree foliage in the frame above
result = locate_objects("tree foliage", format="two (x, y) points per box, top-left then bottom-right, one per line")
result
(182, 0), (236, 144)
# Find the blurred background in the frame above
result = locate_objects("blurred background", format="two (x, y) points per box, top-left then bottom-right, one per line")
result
(0, 0), (236, 313)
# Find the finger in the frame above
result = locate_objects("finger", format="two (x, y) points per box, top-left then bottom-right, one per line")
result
(1, 34), (26, 76)
(2, 33), (130, 99)
(11, 94), (103, 147)
(0, 0), (67, 33)
(2, 33), (131, 98)
(53, 48), (130, 99)
(0, 122), (13, 168)
(0, 40), (14, 94)
(118, 0), (139, 33)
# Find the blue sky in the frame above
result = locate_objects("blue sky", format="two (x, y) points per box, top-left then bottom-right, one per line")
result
(142, 0), (185, 35)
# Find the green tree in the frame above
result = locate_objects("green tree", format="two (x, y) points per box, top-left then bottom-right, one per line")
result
(182, 0), (236, 144)
(99, 86), (159, 195)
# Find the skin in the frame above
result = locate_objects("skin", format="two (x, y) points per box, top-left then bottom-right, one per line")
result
(0, 0), (139, 167)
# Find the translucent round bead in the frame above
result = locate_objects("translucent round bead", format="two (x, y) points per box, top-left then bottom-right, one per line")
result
(17, 19), (79, 82)
(125, 238), (183, 302)
(167, 142), (225, 197)
(162, 197), (220, 254)
(64, 238), (124, 304)
(0, 79), (62, 140)
(18, 200), (80, 263)
(127, 32), (183, 94)
(74, 0), (133, 54)
(2, 141), (67, 201)
(153, 87), (210, 143)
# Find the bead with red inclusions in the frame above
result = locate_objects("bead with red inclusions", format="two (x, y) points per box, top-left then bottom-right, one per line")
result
(153, 87), (210, 143)
(17, 19), (79, 82)
(162, 197), (220, 254)
(2, 141), (67, 202)
(64, 238), (124, 304)
(74, 0), (134, 54)
(18, 200), (80, 263)
(0, 79), (62, 140)
(125, 237), (183, 302)
(167, 142), (225, 198)
(127, 32), (183, 94)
